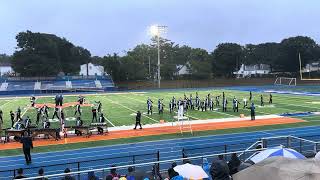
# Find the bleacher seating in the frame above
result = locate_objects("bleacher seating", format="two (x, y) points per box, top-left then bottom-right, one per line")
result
(0, 82), (8, 91)
(0, 75), (115, 94)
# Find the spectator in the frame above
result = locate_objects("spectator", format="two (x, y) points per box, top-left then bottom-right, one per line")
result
(88, 171), (99, 180)
(126, 167), (135, 180)
(14, 168), (26, 179)
(104, 165), (120, 180)
(36, 168), (48, 180)
(210, 155), (230, 180)
(168, 168), (183, 180)
(227, 153), (241, 175)
(202, 158), (210, 180)
(171, 162), (177, 168)
(61, 168), (75, 180)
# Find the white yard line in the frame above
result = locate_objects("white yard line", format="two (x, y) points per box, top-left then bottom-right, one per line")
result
(106, 97), (158, 123)
(105, 117), (115, 127)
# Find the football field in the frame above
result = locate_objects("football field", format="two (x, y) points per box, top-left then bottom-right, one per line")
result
(1, 88), (320, 129)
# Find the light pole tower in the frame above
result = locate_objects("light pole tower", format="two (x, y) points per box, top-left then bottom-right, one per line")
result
(150, 25), (167, 88)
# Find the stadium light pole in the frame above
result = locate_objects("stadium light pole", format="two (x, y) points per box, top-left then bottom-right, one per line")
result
(150, 25), (167, 88)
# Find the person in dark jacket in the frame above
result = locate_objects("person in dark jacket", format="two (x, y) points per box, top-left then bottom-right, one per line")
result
(227, 153), (241, 175)
(10, 110), (15, 127)
(20, 131), (33, 164)
(14, 168), (27, 179)
(250, 103), (256, 120)
(134, 111), (142, 130)
(36, 168), (48, 180)
(61, 168), (75, 180)
(210, 155), (230, 180)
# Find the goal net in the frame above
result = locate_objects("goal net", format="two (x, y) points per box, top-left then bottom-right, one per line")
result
(274, 77), (297, 86)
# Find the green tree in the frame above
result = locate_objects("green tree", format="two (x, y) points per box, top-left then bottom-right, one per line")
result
(12, 31), (91, 76)
(279, 36), (318, 72)
(212, 43), (244, 77)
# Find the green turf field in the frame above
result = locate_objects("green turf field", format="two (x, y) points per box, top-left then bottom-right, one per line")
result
(1, 89), (320, 129)
(1, 89), (320, 156)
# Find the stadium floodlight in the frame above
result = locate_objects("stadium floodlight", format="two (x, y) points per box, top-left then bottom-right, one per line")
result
(149, 24), (168, 88)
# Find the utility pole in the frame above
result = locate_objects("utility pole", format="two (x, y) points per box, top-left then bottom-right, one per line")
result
(150, 25), (167, 88)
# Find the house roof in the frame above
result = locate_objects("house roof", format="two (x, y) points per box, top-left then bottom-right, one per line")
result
(0, 62), (11, 66)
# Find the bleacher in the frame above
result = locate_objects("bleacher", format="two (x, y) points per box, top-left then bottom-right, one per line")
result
(0, 75), (115, 95)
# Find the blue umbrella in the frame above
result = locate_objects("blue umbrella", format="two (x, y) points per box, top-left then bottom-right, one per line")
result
(251, 147), (306, 163)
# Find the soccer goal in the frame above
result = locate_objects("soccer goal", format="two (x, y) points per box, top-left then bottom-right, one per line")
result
(274, 77), (297, 86)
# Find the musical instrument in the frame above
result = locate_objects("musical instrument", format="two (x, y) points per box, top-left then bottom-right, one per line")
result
(5, 129), (26, 142)
(31, 128), (59, 140)
(90, 123), (107, 127)
(64, 126), (91, 138)
(90, 123), (108, 135)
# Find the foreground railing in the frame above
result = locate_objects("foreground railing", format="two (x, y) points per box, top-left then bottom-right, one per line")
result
(4, 135), (320, 179)
(20, 148), (266, 180)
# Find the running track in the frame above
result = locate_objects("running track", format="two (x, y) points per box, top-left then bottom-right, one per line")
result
(1, 125), (320, 179)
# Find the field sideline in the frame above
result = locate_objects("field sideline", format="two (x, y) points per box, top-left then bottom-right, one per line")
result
(1, 88), (320, 129)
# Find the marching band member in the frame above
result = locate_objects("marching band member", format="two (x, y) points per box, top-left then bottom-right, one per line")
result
(260, 94), (264, 106)
(147, 98), (153, 115)
(74, 103), (81, 116)
(222, 97), (228, 112)
(52, 107), (59, 119)
(209, 97), (214, 111)
(232, 97), (240, 112)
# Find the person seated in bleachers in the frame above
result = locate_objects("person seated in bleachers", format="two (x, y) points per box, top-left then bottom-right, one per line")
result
(87, 171), (99, 180)
(61, 168), (75, 180)
(228, 153), (241, 175)
(105, 165), (120, 180)
(14, 168), (26, 179)
(36, 168), (48, 180)
(168, 168), (183, 180)
(210, 155), (231, 180)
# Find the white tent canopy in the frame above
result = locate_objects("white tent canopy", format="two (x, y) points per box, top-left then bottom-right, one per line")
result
(233, 157), (320, 180)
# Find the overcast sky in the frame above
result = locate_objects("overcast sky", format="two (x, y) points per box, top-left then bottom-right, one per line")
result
(0, 0), (319, 56)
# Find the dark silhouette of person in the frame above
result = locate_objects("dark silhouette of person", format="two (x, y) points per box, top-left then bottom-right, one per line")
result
(20, 131), (33, 164)
(134, 111), (142, 129)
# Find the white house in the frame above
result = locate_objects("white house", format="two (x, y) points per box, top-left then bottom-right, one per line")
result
(234, 64), (271, 78)
(79, 63), (104, 76)
(0, 62), (14, 76)
(301, 62), (320, 73)
(175, 64), (191, 76)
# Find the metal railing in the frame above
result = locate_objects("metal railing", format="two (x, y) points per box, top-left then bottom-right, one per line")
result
(5, 135), (320, 179)
(20, 148), (266, 180)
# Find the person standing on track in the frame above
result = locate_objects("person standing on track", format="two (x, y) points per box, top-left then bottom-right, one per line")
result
(20, 131), (33, 165)
(134, 111), (142, 130)
(260, 94), (264, 106)
(250, 103), (256, 120)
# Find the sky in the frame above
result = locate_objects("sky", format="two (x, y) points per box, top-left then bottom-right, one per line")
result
(0, 0), (319, 56)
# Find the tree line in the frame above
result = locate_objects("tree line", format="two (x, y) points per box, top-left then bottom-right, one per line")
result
(1, 31), (320, 80)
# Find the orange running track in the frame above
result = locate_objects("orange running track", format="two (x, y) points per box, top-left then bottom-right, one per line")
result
(0, 117), (304, 150)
